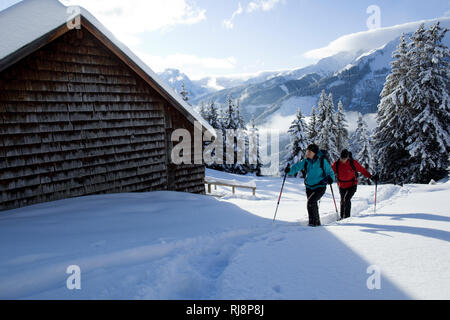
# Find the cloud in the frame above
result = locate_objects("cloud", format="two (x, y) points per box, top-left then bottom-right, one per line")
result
(60, 0), (206, 45)
(206, 78), (226, 91)
(223, 2), (243, 29)
(223, 0), (283, 29)
(134, 51), (237, 78)
(247, 0), (283, 13)
(304, 16), (450, 60)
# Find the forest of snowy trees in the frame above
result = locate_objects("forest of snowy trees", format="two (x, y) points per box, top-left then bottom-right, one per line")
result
(285, 22), (449, 185)
(191, 22), (449, 184)
(198, 95), (262, 175)
(373, 22), (449, 184)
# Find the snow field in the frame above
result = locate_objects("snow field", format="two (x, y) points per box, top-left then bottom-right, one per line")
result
(0, 169), (449, 299)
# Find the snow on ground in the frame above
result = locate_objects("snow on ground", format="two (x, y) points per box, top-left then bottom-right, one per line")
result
(0, 169), (449, 299)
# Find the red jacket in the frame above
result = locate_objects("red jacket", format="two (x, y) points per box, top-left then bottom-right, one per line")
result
(332, 159), (372, 189)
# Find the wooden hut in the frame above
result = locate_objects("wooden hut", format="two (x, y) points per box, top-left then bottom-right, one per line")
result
(0, 0), (215, 211)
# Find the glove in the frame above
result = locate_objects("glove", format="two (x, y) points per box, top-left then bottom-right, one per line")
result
(371, 173), (379, 182)
(327, 176), (334, 185)
(284, 164), (291, 174)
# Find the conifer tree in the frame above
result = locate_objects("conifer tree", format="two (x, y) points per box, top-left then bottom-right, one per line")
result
(248, 116), (262, 175)
(335, 100), (349, 154)
(235, 100), (247, 130)
(315, 90), (328, 138)
(373, 33), (413, 184)
(308, 106), (318, 143)
(354, 114), (373, 184)
(285, 108), (309, 165)
(199, 101), (208, 121)
(221, 95), (248, 174)
(180, 82), (189, 102)
(207, 100), (221, 130)
(405, 22), (450, 183)
(351, 113), (364, 155)
(316, 92), (338, 160)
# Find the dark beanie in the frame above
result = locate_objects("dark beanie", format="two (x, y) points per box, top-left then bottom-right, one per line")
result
(340, 149), (350, 159)
(307, 144), (319, 154)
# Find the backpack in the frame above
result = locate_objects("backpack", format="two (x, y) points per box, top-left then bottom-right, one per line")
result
(302, 149), (331, 181)
(335, 151), (358, 184)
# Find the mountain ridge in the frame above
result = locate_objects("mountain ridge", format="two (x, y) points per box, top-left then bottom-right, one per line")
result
(157, 17), (450, 126)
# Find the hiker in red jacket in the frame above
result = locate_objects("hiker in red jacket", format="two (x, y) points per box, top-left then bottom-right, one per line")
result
(332, 149), (379, 220)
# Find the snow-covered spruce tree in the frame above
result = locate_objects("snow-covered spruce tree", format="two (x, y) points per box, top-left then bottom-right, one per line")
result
(234, 99), (249, 174)
(316, 92), (338, 161)
(223, 95), (238, 130)
(405, 22), (450, 183)
(235, 100), (247, 130)
(373, 33), (414, 184)
(221, 95), (235, 172)
(202, 100), (223, 171)
(308, 106), (318, 143)
(198, 101), (208, 121)
(285, 108), (309, 167)
(354, 115), (373, 184)
(180, 82), (189, 102)
(248, 116), (262, 175)
(207, 99), (221, 130)
(335, 100), (349, 154)
(314, 90), (328, 139)
(222, 95), (248, 174)
(208, 104), (226, 172)
(217, 104), (225, 130)
(350, 112), (364, 156)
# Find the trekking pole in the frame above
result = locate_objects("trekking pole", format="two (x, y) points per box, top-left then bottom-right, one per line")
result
(328, 182), (339, 220)
(273, 172), (288, 223)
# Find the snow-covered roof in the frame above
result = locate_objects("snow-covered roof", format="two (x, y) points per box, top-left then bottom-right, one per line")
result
(0, 0), (215, 136)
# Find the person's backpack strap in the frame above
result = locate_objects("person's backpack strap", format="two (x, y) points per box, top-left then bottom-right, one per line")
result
(349, 152), (358, 182)
(303, 152), (330, 187)
(320, 156), (325, 176)
(350, 159), (358, 178)
(319, 149), (331, 178)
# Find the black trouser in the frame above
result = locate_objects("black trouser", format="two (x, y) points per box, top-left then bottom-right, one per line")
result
(339, 185), (357, 219)
(306, 187), (326, 226)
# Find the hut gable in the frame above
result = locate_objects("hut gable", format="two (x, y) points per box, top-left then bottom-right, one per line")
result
(0, 1), (210, 211)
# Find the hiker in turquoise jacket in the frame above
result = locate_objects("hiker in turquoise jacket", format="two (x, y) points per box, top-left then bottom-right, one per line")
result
(284, 144), (335, 226)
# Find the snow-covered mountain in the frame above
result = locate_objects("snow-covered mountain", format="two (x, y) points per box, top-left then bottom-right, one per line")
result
(157, 68), (213, 101)
(183, 40), (393, 124)
(160, 17), (450, 127)
(158, 50), (358, 110)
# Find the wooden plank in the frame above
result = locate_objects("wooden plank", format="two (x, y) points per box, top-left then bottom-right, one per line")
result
(3, 69), (137, 86)
(39, 51), (121, 67)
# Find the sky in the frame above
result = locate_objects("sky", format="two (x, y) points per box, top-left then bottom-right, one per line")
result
(1, 0), (449, 79)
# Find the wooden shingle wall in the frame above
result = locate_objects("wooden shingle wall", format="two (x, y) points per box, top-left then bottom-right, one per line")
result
(0, 29), (205, 211)
(166, 105), (205, 194)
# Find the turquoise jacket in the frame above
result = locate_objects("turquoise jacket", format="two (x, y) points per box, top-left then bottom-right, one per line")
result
(287, 151), (335, 189)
